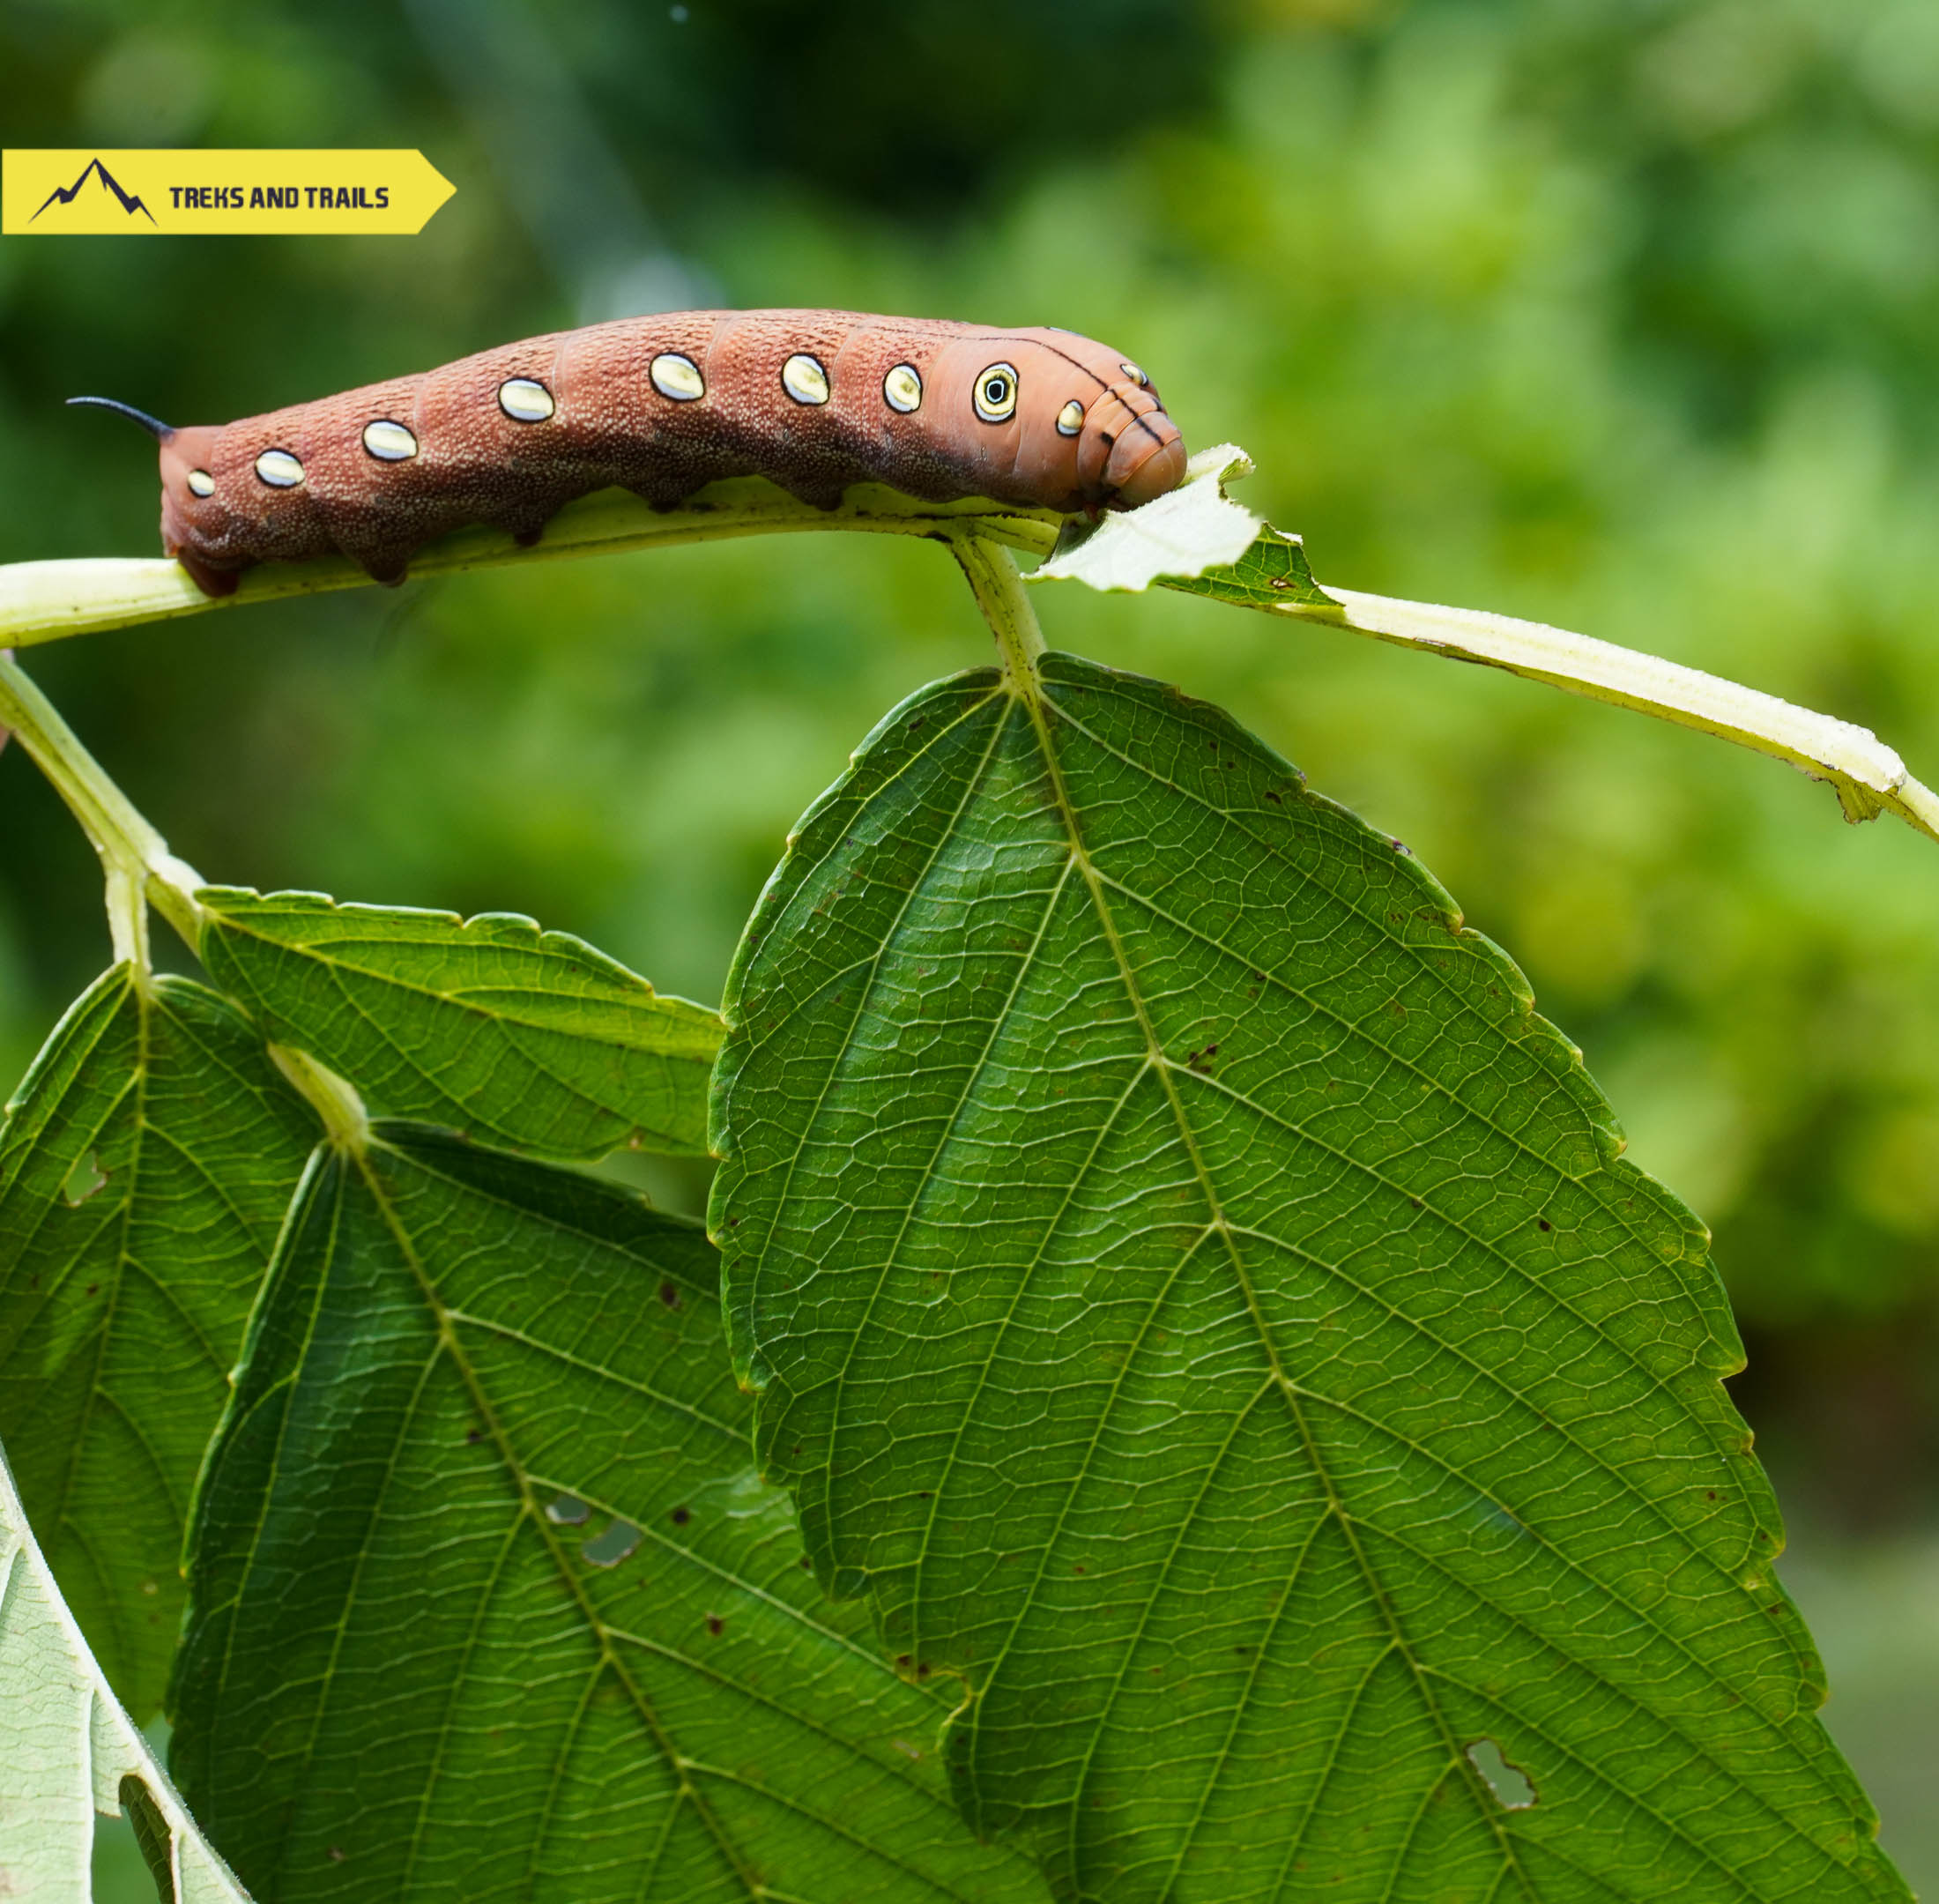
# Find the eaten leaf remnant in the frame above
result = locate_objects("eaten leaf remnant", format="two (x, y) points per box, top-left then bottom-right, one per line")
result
(582, 1519), (643, 1568)
(1467, 1738), (1538, 1811)
(60, 1148), (108, 1205)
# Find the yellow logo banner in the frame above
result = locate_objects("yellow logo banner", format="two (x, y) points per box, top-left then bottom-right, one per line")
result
(2, 151), (455, 235)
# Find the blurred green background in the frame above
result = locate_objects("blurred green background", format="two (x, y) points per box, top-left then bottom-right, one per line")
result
(2, 0), (1935, 1884)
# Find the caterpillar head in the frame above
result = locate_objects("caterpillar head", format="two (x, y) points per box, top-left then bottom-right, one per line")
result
(1081, 374), (1187, 509)
(970, 331), (1187, 514)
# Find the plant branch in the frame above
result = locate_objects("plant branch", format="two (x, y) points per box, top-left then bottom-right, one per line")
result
(0, 653), (204, 958)
(5, 450), (1934, 850)
(0, 480), (1065, 651)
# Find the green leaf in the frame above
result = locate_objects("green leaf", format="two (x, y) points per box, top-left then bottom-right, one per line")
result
(711, 653), (1906, 1902)
(0, 966), (316, 1720)
(1031, 445), (1259, 593)
(1022, 437), (1334, 611)
(170, 1124), (1049, 1904)
(0, 1434), (250, 1903)
(197, 889), (723, 1159)
(1160, 518), (1336, 610)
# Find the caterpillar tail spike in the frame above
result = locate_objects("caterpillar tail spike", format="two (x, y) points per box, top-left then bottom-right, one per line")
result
(67, 395), (176, 442)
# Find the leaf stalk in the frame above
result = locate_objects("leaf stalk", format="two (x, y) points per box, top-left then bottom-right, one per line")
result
(947, 532), (1045, 688)
(0, 652), (204, 957)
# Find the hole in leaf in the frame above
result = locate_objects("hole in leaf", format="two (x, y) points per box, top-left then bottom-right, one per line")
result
(583, 1519), (643, 1568)
(1467, 1737), (1536, 1809)
(545, 1494), (591, 1526)
(113, 1773), (172, 1902)
(63, 1150), (109, 1206)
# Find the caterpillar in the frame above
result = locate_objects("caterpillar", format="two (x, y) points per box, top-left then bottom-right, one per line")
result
(71, 309), (1186, 599)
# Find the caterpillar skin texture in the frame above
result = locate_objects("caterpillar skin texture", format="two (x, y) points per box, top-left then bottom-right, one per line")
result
(135, 310), (1187, 598)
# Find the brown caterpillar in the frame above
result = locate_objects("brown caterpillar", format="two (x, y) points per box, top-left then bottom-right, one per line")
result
(72, 309), (1186, 599)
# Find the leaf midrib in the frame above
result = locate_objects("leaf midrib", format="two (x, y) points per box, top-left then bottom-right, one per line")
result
(998, 664), (1523, 1891)
(335, 1138), (1007, 1904)
(1047, 695), (1684, 1272)
(352, 1143), (769, 1904)
(1032, 696), (1823, 1774)
(212, 910), (713, 1040)
(1007, 672), (1820, 1901)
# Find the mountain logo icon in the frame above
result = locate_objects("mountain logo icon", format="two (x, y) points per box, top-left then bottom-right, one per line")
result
(31, 156), (157, 225)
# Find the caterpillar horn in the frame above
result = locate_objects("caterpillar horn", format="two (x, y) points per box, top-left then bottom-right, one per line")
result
(67, 395), (175, 441)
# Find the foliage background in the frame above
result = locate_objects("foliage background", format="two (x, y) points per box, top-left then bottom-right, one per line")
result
(1, 0), (1935, 1886)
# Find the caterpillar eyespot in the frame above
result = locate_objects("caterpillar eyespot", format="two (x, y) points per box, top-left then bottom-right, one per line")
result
(362, 420), (420, 461)
(498, 379), (555, 422)
(650, 353), (705, 401)
(76, 309), (1187, 599)
(973, 362), (1020, 423)
(883, 363), (924, 413)
(782, 353), (830, 405)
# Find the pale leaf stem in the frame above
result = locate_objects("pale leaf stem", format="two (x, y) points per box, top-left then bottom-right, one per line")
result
(4, 470), (1933, 849)
(1282, 587), (1939, 847)
(0, 480), (1064, 651)
(0, 653), (204, 957)
(948, 532), (1045, 689)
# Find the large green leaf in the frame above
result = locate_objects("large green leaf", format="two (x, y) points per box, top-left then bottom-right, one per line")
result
(0, 967), (316, 1721)
(197, 889), (721, 1160)
(0, 1432), (250, 1904)
(711, 652), (1906, 1902)
(170, 1123), (1049, 1904)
